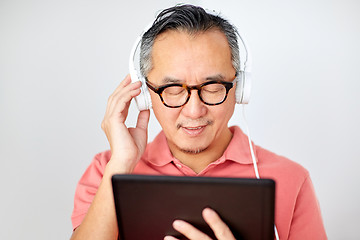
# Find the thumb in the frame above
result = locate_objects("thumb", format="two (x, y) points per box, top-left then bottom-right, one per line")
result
(136, 110), (150, 130)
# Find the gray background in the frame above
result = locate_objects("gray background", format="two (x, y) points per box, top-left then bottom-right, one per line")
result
(1, 0), (359, 239)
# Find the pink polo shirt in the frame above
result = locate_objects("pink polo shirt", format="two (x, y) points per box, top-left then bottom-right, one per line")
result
(72, 126), (327, 239)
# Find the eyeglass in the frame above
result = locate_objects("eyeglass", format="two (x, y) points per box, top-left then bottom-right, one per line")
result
(145, 76), (236, 108)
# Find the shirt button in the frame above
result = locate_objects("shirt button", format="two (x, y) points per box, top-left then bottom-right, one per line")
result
(176, 163), (182, 168)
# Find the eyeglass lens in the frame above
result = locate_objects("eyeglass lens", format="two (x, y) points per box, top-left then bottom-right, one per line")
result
(161, 83), (227, 107)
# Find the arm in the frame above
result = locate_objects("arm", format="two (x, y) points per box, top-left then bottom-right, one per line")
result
(71, 75), (150, 240)
(288, 175), (327, 240)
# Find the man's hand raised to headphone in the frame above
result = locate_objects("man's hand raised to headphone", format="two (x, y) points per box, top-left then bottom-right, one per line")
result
(71, 75), (149, 240)
(101, 74), (150, 175)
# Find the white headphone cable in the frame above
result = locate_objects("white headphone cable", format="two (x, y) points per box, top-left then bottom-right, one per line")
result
(241, 104), (259, 179)
(241, 105), (280, 240)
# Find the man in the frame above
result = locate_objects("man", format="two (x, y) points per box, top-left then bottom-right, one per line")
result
(71, 4), (327, 240)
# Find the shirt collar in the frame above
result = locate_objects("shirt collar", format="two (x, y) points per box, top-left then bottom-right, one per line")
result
(222, 126), (257, 164)
(146, 131), (174, 166)
(146, 126), (257, 166)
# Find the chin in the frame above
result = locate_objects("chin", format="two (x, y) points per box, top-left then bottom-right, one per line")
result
(175, 139), (210, 155)
(179, 146), (208, 155)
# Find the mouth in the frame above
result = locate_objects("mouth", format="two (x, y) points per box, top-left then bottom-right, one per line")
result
(177, 119), (213, 137)
(181, 125), (207, 136)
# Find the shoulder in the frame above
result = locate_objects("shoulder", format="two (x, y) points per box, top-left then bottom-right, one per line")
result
(255, 145), (309, 183)
(93, 150), (112, 167)
(79, 150), (112, 181)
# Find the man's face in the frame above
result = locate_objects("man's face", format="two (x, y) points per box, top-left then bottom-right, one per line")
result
(147, 29), (236, 156)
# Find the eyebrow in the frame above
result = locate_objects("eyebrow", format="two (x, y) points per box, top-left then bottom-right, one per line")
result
(160, 74), (226, 84)
(205, 74), (226, 81)
(161, 77), (182, 84)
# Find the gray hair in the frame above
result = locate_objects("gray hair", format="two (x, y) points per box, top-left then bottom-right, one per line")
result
(139, 4), (240, 77)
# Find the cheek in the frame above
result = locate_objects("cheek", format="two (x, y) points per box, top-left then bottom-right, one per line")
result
(149, 90), (167, 112)
(150, 93), (179, 129)
(150, 93), (165, 120)
(214, 106), (234, 124)
(219, 90), (236, 115)
(214, 95), (236, 124)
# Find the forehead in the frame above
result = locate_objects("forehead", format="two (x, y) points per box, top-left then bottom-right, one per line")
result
(148, 29), (234, 84)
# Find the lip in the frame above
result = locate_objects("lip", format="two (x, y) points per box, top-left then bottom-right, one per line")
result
(181, 125), (206, 136)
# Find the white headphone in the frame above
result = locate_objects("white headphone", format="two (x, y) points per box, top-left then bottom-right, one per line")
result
(129, 9), (252, 111)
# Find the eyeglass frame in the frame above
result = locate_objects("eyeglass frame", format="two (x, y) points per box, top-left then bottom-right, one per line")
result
(145, 75), (237, 108)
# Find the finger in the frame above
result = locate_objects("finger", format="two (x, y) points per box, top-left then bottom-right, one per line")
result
(164, 236), (179, 240)
(102, 75), (143, 132)
(172, 220), (212, 240)
(202, 208), (235, 240)
(129, 110), (150, 153)
(107, 80), (141, 113)
(106, 74), (139, 106)
(107, 87), (141, 118)
(105, 79), (142, 120)
(115, 74), (131, 91)
(107, 75), (131, 105)
(121, 74), (131, 85)
(114, 74), (142, 96)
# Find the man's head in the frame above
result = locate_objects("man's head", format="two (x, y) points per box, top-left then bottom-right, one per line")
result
(139, 5), (239, 164)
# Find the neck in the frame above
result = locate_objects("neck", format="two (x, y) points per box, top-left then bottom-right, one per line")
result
(169, 128), (233, 174)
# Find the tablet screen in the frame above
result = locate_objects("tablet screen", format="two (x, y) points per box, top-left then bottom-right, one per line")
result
(112, 174), (275, 240)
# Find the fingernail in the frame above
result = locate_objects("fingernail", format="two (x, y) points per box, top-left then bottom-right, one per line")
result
(164, 235), (178, 240)
(173, 219), (183, 228)
(203, 207), (215, 216)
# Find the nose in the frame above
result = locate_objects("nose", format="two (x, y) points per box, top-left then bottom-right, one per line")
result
(181, 90), (207, 119)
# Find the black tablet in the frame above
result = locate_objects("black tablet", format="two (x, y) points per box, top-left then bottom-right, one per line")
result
(112, 174), (275, 240)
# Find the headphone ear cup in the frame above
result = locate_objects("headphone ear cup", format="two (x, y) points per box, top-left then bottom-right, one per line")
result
(128, 35), (152, 111)
(128, 27), (153, 111)
(235, 71), (251, 104)
(130, 73), (152, 111)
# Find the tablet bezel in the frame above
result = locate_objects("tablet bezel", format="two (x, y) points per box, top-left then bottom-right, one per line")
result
(112, 174), (275, 240)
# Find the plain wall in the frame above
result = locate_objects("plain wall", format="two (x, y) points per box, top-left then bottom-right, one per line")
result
(0, 0), (359, 239)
